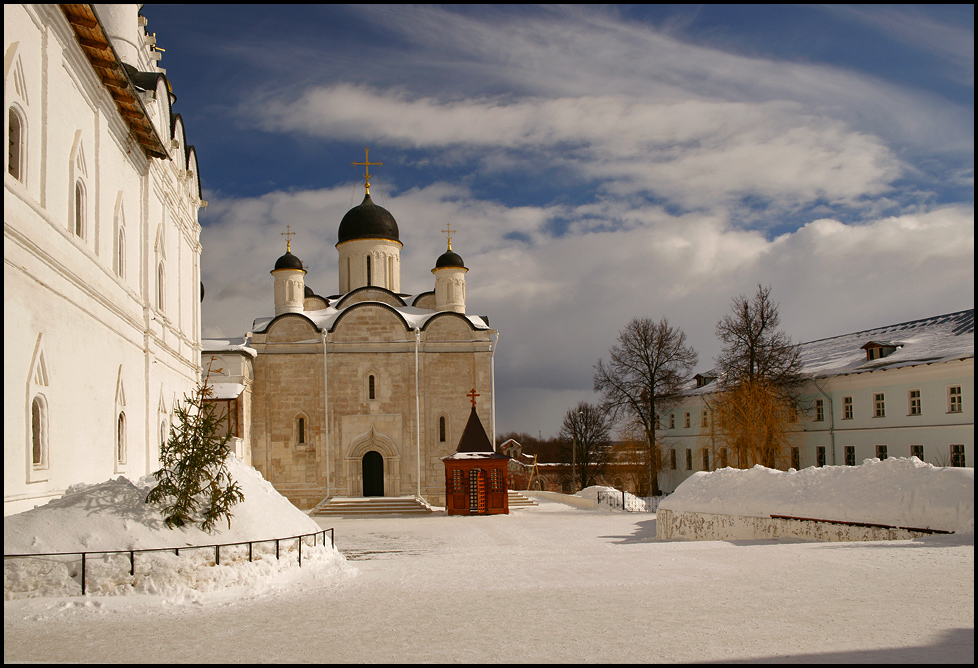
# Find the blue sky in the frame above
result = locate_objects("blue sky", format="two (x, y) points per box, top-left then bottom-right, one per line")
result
(141, 4), (974, 437)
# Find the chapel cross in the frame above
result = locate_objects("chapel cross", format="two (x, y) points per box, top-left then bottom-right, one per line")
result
(352, 147), (383, 195)
(281, 225), (296, 252)
(442, 224), (456, 251)
(467, 388), (480, 408)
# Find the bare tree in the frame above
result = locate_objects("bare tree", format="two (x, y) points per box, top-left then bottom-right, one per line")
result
(711, 285), (804, 469)
(594, 317), (697, 495)
(558, 402), (612, 491)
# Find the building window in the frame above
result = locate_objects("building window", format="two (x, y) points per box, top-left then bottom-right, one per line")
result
(790, 447), (800, 470)
(366, 255), (372, 286)
(844, 446), (855, 466)
(31, 395), (47, 468)
(439, 416), (446, 443)
(684, 412), (690, 429)
(669, 414), (675, 430)
(843, 396), (853, 420)
(814, 399), (824, 422)
(685, 448), (692, 471)
(702, 449), (709, 471)
(876, 445), (887, 460)
(74, 181), (86, 238)
(816, 446), (826, 468)
(157, 262), (165, 312)
(908, 389), (921, 416)
(950, 444), (966, 467)
(669, 449), (677, 470)
(297, 416), (305, 444)
(719, 448), (728, 468)
(874, 393), (885, 418)
(911, 445), (924, 460)
(116, 412), (127, 465)
(8, 106), (26, 182)
(948, 386), (962, 413)
(368, 375), (376, 400)
(701, 410), (708, 428)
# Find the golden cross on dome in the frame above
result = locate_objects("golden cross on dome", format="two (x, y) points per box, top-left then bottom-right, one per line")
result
(467, 388), (480, 408)
(281, 225), (296, 252)
(352, 147), (383, 195)
(442, 224), (456, 251)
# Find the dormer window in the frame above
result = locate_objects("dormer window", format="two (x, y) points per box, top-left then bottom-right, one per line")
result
(695, 374), (716, 388)
(861, 341), (901, 362)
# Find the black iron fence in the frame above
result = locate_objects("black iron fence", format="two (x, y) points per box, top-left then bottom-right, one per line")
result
(596, 490), (666, 513)
(4, 528), (334, 596)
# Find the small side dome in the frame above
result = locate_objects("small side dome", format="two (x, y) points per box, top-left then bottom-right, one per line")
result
(435, 249), (466, 269)
(273, 250), (304, 271)
(337, 193), (400, 244)
(304, 285), (314, 298)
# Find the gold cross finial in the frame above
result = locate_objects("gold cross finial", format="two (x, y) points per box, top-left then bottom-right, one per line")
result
(442, 224), (456, 251)
(352, 147), (383, 195)
(281, 225), (296, 252)
(467, 388), (480, 408)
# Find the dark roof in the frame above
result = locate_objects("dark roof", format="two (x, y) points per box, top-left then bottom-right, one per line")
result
(273, 250), (304, 271)
(435, 248), (466, 269)
(337, 193), (400, 245)
(450, 407), (506, 458)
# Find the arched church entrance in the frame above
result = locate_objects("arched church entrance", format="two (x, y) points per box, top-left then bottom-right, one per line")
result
(362, 450), (384, 497)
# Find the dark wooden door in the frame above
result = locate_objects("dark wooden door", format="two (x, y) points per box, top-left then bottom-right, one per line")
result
(362, 451), (384, 497)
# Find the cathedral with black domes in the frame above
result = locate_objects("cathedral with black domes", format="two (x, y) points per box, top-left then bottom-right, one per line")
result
(203, 154), (498, 509)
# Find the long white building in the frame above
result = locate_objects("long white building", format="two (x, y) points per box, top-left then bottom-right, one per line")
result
(658, 310), (974, 493)
(5, 5), (204, 515)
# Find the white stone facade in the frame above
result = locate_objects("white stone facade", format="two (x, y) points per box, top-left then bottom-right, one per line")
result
(656, 311), (974, 493)
(4, 5), (204, 515)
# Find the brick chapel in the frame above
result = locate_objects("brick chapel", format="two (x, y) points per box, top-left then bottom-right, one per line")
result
(202, 156), (499, 509)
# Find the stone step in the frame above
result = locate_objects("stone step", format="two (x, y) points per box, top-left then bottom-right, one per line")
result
(312, 495), (433, 516)
(508, 490), (538, 507)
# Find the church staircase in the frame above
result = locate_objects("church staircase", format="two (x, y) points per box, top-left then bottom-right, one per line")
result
(508, 490), (538, 508)
(312, 495), (433, 516)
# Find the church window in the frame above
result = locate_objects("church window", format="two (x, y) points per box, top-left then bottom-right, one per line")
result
(368, 375), (375, 400)
(31, 395), (47, 468)
(366, 255), (372, 287)
(685, 448), (692, 471)
(116, 412), (127, 465)
(297, 416), (305, 444)
(8, 106), (26, 182)
(439, 416), (446, 442)
(157, 262), (165, 312)
(74, 181), (86, 238)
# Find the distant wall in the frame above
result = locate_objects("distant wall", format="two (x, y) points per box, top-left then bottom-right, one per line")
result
(523, 491), (598, 510)
(657, 509), (939, 542)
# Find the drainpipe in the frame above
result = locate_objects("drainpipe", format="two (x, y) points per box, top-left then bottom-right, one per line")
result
(322, 330), (330, 497)
(813, 378), (835, 466)
(415, 329), (422, 498)
(490, 330), (499, 451)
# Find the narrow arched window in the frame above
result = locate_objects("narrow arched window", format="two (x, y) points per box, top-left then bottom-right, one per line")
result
(8, 106), (25, 182)
(74, 181), (85, 238)
(368, 375), (375, 400)
(157, 262), (165, 311)
(366, 255), (372, 286)
(439, 416), (446, 442)
(116, 412), (127, 465)
(31, 396), (45, 467)
(298, 417), (305, 444)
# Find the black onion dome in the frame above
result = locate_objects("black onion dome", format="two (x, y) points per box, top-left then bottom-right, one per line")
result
(435, 248), (466, 269)
(337, 193), (400, 244)
(273, 250), (304, 271)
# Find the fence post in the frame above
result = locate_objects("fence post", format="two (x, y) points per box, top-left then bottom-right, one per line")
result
(129, 551), (135, 576)
(215, 545), (220, 566)
(275, 539), (280, 560)
(298, 536), (302, 567)
(81, 552), (87, 596)
(249, 542), (253, 562)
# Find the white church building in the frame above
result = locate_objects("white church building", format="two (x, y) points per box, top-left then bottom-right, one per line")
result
(4, 4), (205, 515)
(657, 310), (974, 493)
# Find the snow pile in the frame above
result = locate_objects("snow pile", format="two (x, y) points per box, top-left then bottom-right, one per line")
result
(658, 457), (973, 534)
(4, 456), (350, 600)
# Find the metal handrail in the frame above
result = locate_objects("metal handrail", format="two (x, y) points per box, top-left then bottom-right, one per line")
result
(4, 527), (335, 596)
(596, 490), (665, 513)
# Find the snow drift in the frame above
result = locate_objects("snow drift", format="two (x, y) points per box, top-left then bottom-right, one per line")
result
(658, 457), (974, 535)
(4, 456), (350, 599)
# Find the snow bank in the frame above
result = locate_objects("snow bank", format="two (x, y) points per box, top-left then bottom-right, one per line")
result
(658, 457), (973, 534)
(4, 457), (350, 600)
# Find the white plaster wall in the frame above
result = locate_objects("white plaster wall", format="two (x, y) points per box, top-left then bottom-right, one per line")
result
(4, 5), (202, 515)
(336, 238), (401, 293)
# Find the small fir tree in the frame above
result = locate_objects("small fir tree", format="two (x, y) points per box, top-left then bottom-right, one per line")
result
(145, 377), (244, 532)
